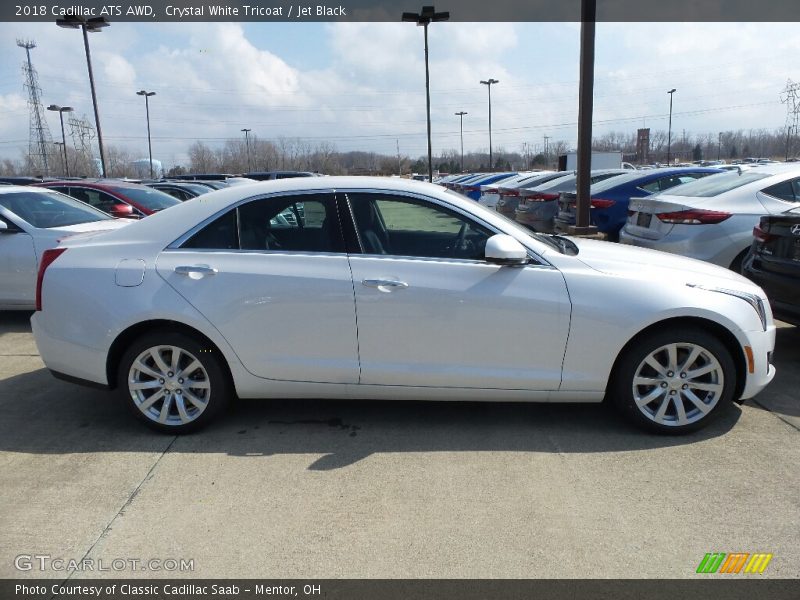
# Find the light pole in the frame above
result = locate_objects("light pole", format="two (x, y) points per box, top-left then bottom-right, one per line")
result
(241, 128), (252, 172)
(53, 142), (65, 174)
(718, 131), (722, 161)
(56, 15), (108, 177)
(402, 6), (450, 183)
(47, 104), (73, 177)
(666, 88), (676, 165)
(455, 111), (467, 172)
(480, 78), (499, 171)
(136, 90), (156, 178)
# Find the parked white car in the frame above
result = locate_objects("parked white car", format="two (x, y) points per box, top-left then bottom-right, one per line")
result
(0, 186), (129, 310)
(478, 171), (554, 210)
(32, 177), (775, 434)
(620, 164), (800, 270)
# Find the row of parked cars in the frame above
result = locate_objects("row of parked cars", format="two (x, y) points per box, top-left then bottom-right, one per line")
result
(439, 164), (800, 325)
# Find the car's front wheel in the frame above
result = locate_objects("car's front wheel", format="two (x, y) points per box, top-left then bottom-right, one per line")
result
(610, 328), (737, 434)
(118, 331), (230, 433)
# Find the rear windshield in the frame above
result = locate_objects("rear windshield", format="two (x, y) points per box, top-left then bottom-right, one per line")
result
(0, 190), (111, 228)
(660, 171), (769, 197)
(107, 186), (181, 211)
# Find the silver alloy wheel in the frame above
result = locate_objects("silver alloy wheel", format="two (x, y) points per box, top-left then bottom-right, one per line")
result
(128, 345), (211, 426)
(631, 342), (724, 427)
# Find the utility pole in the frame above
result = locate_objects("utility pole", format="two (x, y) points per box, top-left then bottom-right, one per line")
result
(47, 104), (73, 177)
(666, 88), (676, 165)
(402, 6), (450, 183)
(455, 111), (467, 172)
(718, 132), (722, 161)
(56, 15), (110, 177)
(396, 139), (401, 175)
(480, 79), (499, 171)
(136, 90), (156, 178)
(780, 79), (800, 161)
(543, 135), (550, 166)
(241, 128), (252, 172)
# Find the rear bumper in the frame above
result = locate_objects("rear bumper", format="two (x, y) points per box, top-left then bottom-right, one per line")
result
(31, 312), (110, 386)
(619, 227), (732, 267)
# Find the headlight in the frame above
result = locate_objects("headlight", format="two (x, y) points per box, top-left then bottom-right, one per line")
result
(687, 284), (768, 331)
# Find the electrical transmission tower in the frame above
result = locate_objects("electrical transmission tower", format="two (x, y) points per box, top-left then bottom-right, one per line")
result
(780, 79), (800, 160)
(17, 39), (54, 176)
(68, 114), (97, 176)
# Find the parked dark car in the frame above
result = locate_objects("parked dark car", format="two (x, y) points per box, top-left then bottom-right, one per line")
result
(742, 209), (800, 325)
(145, 181), (212, 201)
(553, 167), (723, 241)
(513, 169), (630, 231)
(34, 179), (180, 218)
(244, 171), (318, 180)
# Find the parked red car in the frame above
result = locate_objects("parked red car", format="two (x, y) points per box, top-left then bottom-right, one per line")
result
(34, 179), (180, 218)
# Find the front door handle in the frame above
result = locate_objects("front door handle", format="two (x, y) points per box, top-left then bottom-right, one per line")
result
(175, 265), (218, 277)
(362, 279), (409, 290)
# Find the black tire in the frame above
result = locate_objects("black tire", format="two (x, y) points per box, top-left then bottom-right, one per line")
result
(609, 327), (737, 434)
(117, 331), (231, 433)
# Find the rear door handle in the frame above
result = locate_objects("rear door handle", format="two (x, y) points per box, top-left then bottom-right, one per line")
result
(362, 279), (409, 289)
(175, 265), (218, 277)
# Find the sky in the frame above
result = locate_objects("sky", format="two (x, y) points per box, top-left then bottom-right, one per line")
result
(1, 20), (799, 168)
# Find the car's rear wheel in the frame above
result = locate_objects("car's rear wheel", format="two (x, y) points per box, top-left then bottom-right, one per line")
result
(610, 328), (736, 434)
(118, 331), (230, 433)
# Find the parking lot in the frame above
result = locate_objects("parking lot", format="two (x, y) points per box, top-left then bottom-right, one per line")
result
(0, 310), (797, 579)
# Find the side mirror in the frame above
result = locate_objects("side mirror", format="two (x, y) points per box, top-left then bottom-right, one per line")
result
(0, 220), (16, 233)
(109, 203), (135, 219)
(485, 234), (529, 265)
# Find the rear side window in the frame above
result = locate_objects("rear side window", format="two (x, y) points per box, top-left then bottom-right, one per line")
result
(762, 179), (800, 203)
(180, 194), (342, 253)
(661, 171), (768, 197)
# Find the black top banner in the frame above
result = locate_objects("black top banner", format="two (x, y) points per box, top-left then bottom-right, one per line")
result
(4, 0), (800, 22)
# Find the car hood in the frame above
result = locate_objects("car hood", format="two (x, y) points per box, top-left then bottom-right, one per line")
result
(570, 238), (763, 293)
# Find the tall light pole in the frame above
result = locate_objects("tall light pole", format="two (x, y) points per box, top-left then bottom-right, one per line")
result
(53, 142), (65, 174)
(56, 15), (108, 177)
(402, 6), (450, 183)
(47, 104), (73, 177)
(136, 90), (156, 178)
(480, 78), (499, 171)
(241, 128), (252, 173)
(455, 111), (467, 172)
(666, 88), (676, 165)
(718, 131), (722, 161)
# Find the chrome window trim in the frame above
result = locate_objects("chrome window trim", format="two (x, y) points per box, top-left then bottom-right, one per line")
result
(165, 187), (554, 268)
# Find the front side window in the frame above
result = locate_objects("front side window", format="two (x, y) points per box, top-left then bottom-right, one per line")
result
(347, 193), (493, 260)
(66, 187), (121, 214)
(181, 194), (342, 253)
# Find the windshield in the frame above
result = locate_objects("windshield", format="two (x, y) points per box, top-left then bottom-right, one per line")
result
(659, 171), (769, 197)
(108, 186), (181, 211)
(0, 190), (111, 228)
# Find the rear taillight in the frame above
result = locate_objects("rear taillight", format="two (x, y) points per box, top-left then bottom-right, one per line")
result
(499, 190), (520, 198)
(656, 209), (732, 225)
(35, 248), (67, 311)
(521, 193), (558, 203)
(753, 224), (776, 243)
(590, 198), (616, 209)
(484, 188), (498, 195)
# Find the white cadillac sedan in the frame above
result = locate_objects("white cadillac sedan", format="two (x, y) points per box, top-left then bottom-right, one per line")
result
(0, 186), (130, 310)
(31, 177), (776, 434)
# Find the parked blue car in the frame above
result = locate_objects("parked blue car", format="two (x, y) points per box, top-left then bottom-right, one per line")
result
(554, 167), (723, 241)
(455, 173), (518, 200)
